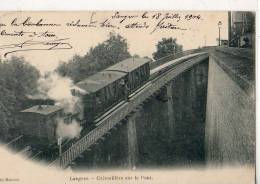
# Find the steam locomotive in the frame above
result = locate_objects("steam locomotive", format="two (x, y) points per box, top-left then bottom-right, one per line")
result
(19, 57), (150, 148)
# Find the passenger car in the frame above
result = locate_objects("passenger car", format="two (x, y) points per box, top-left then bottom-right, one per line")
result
(72, 57), (151, 124)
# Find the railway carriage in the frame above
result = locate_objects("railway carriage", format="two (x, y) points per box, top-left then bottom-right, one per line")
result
(72, 57), (151, 125)
(105, 57), (150, 92)
(73, 70), (127, 124)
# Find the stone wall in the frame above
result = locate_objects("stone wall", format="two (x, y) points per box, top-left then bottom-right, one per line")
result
(205, 49), (255, 165)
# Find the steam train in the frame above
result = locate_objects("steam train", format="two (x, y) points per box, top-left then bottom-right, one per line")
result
(19, 57), (151, 148)
(18, 52), (206, 155)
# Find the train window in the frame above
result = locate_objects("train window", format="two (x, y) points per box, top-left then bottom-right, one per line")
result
(104, 87), (108, 103)
(139, 69), (143, 83)
(104, 87), (109, 101)
(101, 89), (106, 102)
(110, 83), (115, 99)
(127, 74), (132, 89)
(107, 87), (111, 101)
(135, 71), (139, 79)
(102, 88), (106, 102)
(96, 92), (102, 103)
(117, 80), (122, 99)
(103, 88), (109, 108)
(114, 81), (118, 99)
(104, 89), (108, 102)
(106, 86), (110, 101)
(113, 82), (116, 98)
(145, 65), (148, 77)
(141, 66), (145, 79)
(108, 85), (113, 100)
(144, 65), (147, 76)
(139, 68), (142, 78)
(95, 93), (102, 112)
(135, 70), (140, 82)
(113, 83), (116, 97)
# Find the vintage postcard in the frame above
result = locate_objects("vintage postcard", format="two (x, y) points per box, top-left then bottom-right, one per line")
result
(0, 9), (256, 184)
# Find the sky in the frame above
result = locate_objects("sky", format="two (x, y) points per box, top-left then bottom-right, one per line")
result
(0, 11), (228, 73)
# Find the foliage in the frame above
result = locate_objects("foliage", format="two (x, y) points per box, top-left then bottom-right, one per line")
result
(152, 38), (183, 60)
(0, 57), (40, 141)
(57, 32), (131, 82)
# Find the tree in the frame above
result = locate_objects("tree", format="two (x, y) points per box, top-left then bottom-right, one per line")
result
(103, 32), (131, 64)
(2, 57), (40, 108)
(152, 38), (183, 60)
(0, 57), (40, 141)
(57, 32), (131, 82)
(133, 54), (140, 58)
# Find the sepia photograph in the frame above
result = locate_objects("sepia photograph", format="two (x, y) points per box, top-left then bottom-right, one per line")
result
(0, 9), (256, 184)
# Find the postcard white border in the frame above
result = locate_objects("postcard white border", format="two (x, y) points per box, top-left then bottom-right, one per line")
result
(0, 0), (257, 11)
(0, 0), (258, 183)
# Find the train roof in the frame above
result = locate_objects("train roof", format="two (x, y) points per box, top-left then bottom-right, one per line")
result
(105, 57), (151, 72)
(76, 70), (126, 93)
(20, 105), (62, 115)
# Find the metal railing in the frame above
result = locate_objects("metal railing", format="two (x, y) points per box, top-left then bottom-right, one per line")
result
(4, 135), (24, 151)
(149, 46), (215, 69)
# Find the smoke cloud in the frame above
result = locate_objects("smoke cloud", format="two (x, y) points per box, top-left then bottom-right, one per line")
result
(36, 72), (84, 113)
(32, 72), (86, 139)
(56, 119), (82, 140)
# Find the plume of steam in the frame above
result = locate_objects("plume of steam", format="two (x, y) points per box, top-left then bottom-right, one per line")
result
(31, 72), (86, 140)
(35, 72), (84, 113)
(56, 118), (82, 139)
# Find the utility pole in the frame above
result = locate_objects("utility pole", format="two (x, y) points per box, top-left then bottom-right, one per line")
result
(228, 11), (232, 47)
(58, 137), (62, 167)
(204, 35), (207, 47)
(218, 21), (222, 46)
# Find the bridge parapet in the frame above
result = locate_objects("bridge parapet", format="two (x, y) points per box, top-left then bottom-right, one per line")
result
(50, 53), (209, 168)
